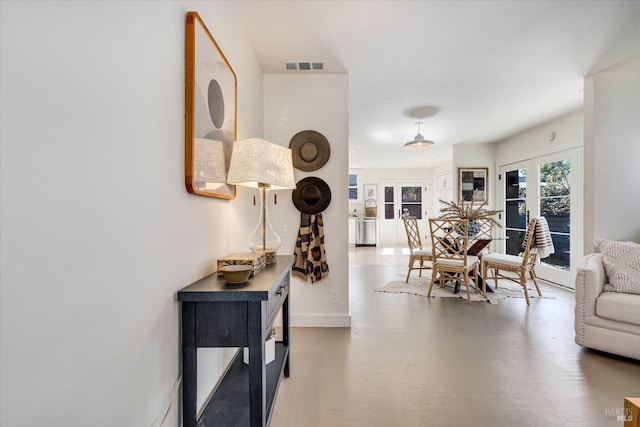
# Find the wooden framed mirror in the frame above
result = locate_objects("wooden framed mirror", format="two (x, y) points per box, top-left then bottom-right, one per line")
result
(185, 11), (237, 199)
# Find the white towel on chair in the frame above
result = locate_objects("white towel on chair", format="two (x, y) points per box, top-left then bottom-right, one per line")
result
(531, 217), (555, 259)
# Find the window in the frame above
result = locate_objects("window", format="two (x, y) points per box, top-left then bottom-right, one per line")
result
(349, 173), (358, 201)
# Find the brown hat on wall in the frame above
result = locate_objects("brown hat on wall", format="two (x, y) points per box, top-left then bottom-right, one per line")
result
(291, 177), (332, 214)
(289, 130), (331, 171)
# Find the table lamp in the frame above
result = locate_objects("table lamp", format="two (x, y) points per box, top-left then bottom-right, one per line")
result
(227, 138), (296, 262)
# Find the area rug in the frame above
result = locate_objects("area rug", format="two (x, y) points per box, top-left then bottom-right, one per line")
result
(375, 274), (554, 304)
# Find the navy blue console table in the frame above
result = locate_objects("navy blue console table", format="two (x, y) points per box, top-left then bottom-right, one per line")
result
(178, 255), (293, 427)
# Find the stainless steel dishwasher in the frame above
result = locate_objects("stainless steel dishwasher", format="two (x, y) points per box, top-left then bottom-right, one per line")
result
(355, 217), (377, 247)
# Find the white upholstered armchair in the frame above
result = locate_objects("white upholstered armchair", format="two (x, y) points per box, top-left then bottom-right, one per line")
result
(574, 252), (640, 360)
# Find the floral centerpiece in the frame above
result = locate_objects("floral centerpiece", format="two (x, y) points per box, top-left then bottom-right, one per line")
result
(438, 199), (502, 236)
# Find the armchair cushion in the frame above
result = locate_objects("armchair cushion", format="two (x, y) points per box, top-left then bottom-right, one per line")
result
(596, 239), (640, 295)
(596, 292), (640, 326)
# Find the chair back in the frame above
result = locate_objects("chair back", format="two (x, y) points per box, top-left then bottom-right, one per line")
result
(468, 218), (494, 251)
(402, 216), (422, 253)
(520, 217), (539, 267)
(429, 218), (471, 265)
(473, 219), (494, 240)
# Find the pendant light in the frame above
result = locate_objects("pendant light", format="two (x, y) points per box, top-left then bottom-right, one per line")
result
(404, 121), (435, 149)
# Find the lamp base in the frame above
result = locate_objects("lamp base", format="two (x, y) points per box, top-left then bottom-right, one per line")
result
(253, 249), (277, 265)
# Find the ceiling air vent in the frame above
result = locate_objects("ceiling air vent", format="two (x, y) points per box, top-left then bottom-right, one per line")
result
(283, 61), (325, 71)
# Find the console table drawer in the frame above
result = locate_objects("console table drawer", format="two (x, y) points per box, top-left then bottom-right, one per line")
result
(267, 278), (288, 325)
(195, 301), (248, 347)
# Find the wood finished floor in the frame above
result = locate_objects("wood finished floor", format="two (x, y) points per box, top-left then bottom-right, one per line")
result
(271, 246), (640, 427)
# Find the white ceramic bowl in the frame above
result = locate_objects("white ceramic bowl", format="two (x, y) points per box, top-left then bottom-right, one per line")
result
(220, 265), (252, 284)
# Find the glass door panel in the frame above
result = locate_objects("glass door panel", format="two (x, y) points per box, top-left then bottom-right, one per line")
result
(401, 186), (423, 218)
(504, 166), (527, 256)
(538, 159), (572, 275)
(384, 186), (395, 220)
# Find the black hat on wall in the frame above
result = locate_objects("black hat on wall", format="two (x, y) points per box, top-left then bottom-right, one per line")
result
(292, 177), (331, 214)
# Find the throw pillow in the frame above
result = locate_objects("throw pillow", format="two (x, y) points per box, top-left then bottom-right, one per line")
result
(596, 239), (640, 295)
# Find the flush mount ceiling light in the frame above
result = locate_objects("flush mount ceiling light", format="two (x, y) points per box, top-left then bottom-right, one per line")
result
(404, 121), (435, 149)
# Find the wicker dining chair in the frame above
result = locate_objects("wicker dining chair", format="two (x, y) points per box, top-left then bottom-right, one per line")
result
(428, 218), (480, 304)
(481, 217), (542, 305)
(402, 216), (433, 283)
(468, 218), (494, 257)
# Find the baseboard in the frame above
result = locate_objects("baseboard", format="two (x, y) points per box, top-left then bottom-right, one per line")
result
(539, 278), (575, 291)
(290, 314), (352, 328)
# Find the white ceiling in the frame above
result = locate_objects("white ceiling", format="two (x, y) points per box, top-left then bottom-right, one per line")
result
(222, 1), (640, 168)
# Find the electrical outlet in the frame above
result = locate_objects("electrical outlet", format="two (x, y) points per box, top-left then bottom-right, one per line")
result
(329, 290), (338, 304)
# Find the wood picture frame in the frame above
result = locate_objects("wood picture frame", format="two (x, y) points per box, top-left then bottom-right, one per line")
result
(185, 11), (237, 199)
(458, 167), (488, 203)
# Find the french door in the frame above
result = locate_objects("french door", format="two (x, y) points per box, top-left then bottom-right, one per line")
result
(379, 182), (428, 245)
(499, 149), (582, 288)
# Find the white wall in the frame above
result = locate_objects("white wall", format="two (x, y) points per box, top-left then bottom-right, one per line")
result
(495, 110), (584, 166)
(0, 1), (264, 425)
(264, 74), (351, 327)
(584, 64), (640, 247)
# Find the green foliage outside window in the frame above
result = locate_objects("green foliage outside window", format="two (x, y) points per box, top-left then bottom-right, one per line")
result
(540, 160), (570, 217)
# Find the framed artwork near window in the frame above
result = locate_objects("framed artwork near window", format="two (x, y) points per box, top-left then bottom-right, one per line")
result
(458, 167), (488, 203)
(364, 184), (377, 200)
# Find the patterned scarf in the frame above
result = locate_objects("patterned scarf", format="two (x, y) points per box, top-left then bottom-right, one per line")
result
(292, 213), (329, 283)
